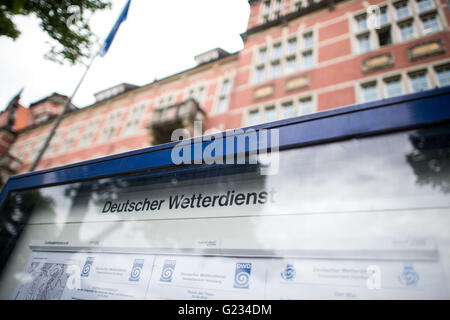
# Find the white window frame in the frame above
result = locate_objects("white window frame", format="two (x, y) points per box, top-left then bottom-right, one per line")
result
(214, 77), (234, 114)
(361, 81), (380, 103)
(408, 69), (430, 92)
(245, 93), (316, 126)
(79, 118), (100, 148)
(415, 0), (435, 14)
(398, 18), (417, 41)
(123, 104), (146, 137)
(99, 110), (123, 142)
(259, 0), (284, 24)
(394, 0), (412, 20)
(435, 64), (450, 87)
(420, 12), (442, 35)
(384, 75), (405, 98)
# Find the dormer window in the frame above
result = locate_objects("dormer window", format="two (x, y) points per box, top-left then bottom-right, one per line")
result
(260, 0), (285, 23)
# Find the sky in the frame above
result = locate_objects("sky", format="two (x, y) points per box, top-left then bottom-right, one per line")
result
(0, 0), (250, 111)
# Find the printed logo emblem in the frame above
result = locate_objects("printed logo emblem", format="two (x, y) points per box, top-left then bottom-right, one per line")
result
(160, 260), (176, 283)
(129, 259), (144, 282)
(234, 263), (252, 289)
(398, 265), (419, 286)
(81, 257), (95, 277)
(281, 264), (296, 281)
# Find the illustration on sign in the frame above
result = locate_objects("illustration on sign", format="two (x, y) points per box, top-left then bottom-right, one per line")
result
(129, 259), (144, 282)
(281, 264), (296, 281)
(160, 260), (176, 283)
(81, 257), (95, 278)
(233, 263), (252, 289)
(398, 265), (419, 287)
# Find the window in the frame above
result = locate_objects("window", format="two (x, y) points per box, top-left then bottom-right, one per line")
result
(299, 97), (313, 115)
(157, 96), (173, 109)
(272, 43), (282, 60)
(302, 51), (314, 70)
(273, 0), (282, 19)
(217, 97), (228, 113)
(198, 87), (205, 103)
(416, 0), (434, 13)
(265, 106), (277, 122)
(255, 47), (269, 84)
(377, 27), (392, 47)
(248, 110), (260, 126)
(293, 0), (303, 11)
(157, 98), (164, 109)
(260, 0), (285, 23)
(262, 1), (271, 22)
(123, 105), (145, 136)
(355, 14), (368, 32)
(287, 38), (297, 55)
(357, 34), (372, 53)
(258, 48), (267, 64)
(221, 80), (231, 95)
(379, 6), (389, 26)
(274, 0), (282, 10)
(409, 71), (429, 92)
(286, 57), (297, 75)
(421, 14), (441, 35)
(45, 130), (66, 156)
(436, 65), (450, 87)
(254, 31), (314, 83)
(100, 111), (122, 142)
(271, 61), (281, 79)
(216, 79), (232, 113)
(362, 82), (379, 102)
(61, 125), (80, 152)
(385, 77), (403, 98)
(80, 118), (100, 147)
(187, 86), (206, 104)
(395, 1), (411, 20)
(255, 66), (266, 83)
(399, 20), (415, 41)
(303, 32), (313, 50)
(282, 101), (295, 119)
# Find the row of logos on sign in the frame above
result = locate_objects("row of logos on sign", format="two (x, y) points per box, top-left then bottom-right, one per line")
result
(80, 257), (420, 289)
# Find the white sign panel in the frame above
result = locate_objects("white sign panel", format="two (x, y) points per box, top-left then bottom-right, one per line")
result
(148, 255), (266, 300)
(266, 259), (448, 299)
(13, 251), (155, 300)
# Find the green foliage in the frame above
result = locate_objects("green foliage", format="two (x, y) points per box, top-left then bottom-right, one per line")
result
(0, 0), (111, 64)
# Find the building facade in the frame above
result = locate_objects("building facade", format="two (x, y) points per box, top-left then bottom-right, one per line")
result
(1, 0), (450, 185)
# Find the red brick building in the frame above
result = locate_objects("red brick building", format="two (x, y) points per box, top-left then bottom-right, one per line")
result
(1, 0), (450, 185)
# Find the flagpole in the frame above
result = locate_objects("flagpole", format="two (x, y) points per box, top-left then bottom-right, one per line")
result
(29, 52), (99, 172)
(29, 0), (131, 172)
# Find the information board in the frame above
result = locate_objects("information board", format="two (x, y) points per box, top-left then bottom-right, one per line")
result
(1, 89), (450, 300)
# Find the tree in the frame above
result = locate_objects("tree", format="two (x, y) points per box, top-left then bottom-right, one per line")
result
(0, 0), (111, 64)
(406, 126), (450, 194)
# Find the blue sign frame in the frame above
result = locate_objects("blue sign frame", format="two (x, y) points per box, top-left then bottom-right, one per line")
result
(1, 86), (450, 205)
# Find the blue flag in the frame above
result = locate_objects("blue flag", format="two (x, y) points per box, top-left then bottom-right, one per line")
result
(100, 0), (131, 57)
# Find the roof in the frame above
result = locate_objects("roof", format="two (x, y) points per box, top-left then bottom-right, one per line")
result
(94, 83), (139, 97)
(29, 92), (75, 108)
